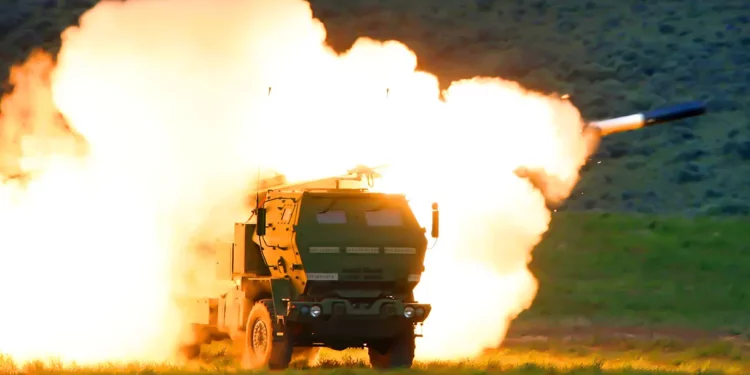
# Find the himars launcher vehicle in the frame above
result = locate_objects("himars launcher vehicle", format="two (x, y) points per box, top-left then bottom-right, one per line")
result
(182, 165), (438, 369)
(181, 101), (705, 370)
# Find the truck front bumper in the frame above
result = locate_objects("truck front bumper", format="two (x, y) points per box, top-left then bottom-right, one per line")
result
(284, 299), (431, 340)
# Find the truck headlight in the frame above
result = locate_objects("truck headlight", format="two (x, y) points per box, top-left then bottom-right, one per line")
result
(416, 306), (425, 317)
(310, 305), (322, 318)
(403, 306), (415, 318)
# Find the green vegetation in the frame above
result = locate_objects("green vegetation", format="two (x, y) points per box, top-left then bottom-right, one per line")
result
(517, 212), (750, 331)
(503, 212), (750, 374)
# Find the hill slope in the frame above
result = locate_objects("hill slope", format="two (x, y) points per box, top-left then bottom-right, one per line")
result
(1, 0), (748, 215)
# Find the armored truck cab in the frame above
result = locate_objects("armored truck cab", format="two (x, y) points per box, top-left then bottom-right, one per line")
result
(184, 167), (437, 369)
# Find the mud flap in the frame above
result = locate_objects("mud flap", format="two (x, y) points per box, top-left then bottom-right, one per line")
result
(187, 298), (211, 325)
(224, 288), (247, 335)
(270, 278), (292, 318)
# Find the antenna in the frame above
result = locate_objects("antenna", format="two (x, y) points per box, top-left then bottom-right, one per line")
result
(256, 86), (273, 208)
(253, 86), (273, 250)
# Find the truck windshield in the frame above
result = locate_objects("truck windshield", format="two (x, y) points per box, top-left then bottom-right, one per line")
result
(364, 208), (403, 226)
(316, 210), (347, 224)
(310, 197), (408, 227)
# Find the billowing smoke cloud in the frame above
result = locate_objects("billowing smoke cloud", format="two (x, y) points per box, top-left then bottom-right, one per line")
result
(0, 0), (596, 365)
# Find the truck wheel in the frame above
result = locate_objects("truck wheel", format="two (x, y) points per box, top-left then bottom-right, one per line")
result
(368, 332), (415, 369)
(241, 300), (293, 370)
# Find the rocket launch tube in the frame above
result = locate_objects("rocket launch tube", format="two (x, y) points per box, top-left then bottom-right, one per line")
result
(587, 101), (706, 136)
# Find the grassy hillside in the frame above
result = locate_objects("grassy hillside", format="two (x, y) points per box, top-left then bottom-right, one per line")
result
(516, 211), (750, 332)
(1, 0), (748, 214)
(500, 211), (750, 374)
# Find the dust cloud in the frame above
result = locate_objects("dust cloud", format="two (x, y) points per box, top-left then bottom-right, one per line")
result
(0, 0), (596, 365)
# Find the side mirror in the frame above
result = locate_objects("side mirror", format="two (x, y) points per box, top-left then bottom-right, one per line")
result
(430, 202), (439, 239)
(257, 207), (267, 236)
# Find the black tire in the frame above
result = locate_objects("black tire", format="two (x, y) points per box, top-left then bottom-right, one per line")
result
(368, 332), (415, 369)
(241, 300), (293, 370)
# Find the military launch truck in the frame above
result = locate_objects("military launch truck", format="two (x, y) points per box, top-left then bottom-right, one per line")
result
(182, 166), (437, 369)
(181, 100), (707, 369)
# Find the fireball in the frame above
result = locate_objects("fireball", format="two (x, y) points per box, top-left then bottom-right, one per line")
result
(0, 0), (594, 365)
